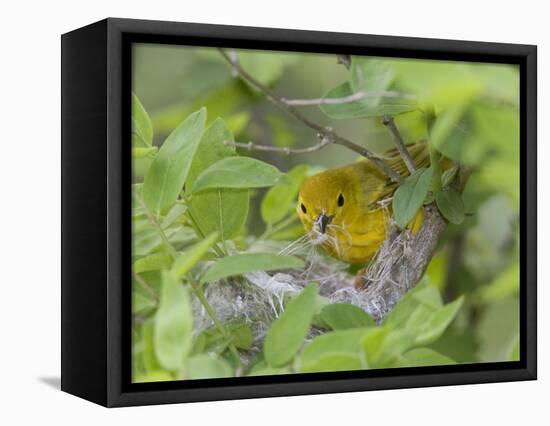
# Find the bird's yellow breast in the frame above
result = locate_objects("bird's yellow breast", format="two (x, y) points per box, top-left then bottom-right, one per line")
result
(297, 142), (430, 264)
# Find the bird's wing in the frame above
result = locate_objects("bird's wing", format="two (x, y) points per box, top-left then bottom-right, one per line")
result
(360, 142), (431, 208)
(385, 142), (431, 177)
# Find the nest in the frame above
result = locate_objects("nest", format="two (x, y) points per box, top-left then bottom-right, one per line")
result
(192, 205), (447, 365)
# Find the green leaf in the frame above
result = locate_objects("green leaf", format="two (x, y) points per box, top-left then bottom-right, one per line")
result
(301, 353), (363, 373)
(248, 363), (290, 376)
(379, 330), (416, 364)
(415, 296), (465, 345)
(320, 58), (416, 120)
(201, 253), (304, 283)
(430, 105), (476, 164)
(154, 271), (194, 371)
(320, 82), (415, 119)
(391, 59), (482, 109)
(406, 304), (438, 335)
(161, 204), (188, 229)
(191, 157), (283, 194)
(194, 329), (233, 356)
(132, 146), (158, 159)
(436, 188), (465, 224)
(226, 320), (253, 350)
(350, 58), (396, 93)
(171, 232), (219, 278)
(186, 118), (249, 239)
(476, 296), (520, 362)
(261, 165), (309, 225)
(479, 263), (520, 303)
(320, 303), (375, 330)
(300, 328), (370, 367)
(383, 279), (430, 328)
(441, 165), (459, 188)
(412, 286), (443, 309)
(392, 167), (433, 229)
(360, 327), (390, 366)
(132, 291), (157, 315)
(133, 370), (173, 383)
(185, 354), (233, 379)
(142, 319), (162, 372)
(133, 253), (173, 274)
(132, 93), (153, 147)
(471, 103), (519, 162)
(394, 348), (455, 367)
(264, 283), (318, 367)
(142, 108), (207, 216)
(362, 328), (415, 367)
(428, 325), (479, 363)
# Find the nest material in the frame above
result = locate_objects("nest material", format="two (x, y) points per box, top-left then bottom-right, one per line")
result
(193, 205), (447, 365)
(360, 205), (446, 320)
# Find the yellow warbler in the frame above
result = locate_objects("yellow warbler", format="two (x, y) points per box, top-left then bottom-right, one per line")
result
(297, 142), (433, 264)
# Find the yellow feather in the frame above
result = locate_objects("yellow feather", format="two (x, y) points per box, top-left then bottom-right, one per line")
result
(297, 142), (433, 264)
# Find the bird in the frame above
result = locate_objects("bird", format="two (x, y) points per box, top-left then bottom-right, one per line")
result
(296, 142), (432, 265)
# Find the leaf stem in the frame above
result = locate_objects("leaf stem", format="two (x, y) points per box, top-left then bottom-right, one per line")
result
(430, 145), (442, 194)
(187, 273), (241, 367)
(186, 207), (227, 257)
(151, 218), (178, 259)
(136, 193), (241, 366)
(132, 271), (159, 303)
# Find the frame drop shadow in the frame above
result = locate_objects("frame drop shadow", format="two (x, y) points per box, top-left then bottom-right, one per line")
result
(38, 376), (61, 390)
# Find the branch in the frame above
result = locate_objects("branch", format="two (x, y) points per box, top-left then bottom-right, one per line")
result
(382, 115), (417, 174)
(218, 49), (401, 183)
(133, 272), (159, 303)
(355, 167), (470, 321)
(336, 54), (351, 69)
(281, 91), (415, 107)
(224, 136), (331, 155)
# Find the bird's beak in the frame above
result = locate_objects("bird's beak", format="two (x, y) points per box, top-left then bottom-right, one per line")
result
(316, 213), (331, 234)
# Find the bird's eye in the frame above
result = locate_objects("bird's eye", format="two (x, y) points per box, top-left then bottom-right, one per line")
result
(300, 203), (307, 214)
(337, 193), (345, 207)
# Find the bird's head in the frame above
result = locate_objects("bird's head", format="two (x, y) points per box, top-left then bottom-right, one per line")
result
(297, 168), (358, 239)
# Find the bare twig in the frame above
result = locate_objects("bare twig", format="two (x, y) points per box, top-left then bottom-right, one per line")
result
(336, 54), (351, 69)
(382, 115), (417, 174)
(281, 90), (415, 107)
(218, 48), (401, 183)
(224, 136), (331, 155)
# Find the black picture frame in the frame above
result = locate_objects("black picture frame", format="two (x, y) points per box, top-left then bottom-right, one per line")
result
(61, 17), (537, 407)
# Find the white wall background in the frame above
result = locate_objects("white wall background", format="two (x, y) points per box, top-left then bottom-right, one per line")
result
(1, 0), (545, 423)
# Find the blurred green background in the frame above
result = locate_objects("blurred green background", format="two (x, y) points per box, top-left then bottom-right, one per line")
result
(132, 43), (519, 367)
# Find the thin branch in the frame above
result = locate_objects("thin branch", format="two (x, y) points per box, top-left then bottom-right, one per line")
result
(224, 136), (332, 155)
(281, 90), (415, 107)
(336, 54), (351, 69)
(218, 48), (401, 183)
(382, 115), (417, 174)
(133, 190), (242, 363)
(133, 272), (159, 303)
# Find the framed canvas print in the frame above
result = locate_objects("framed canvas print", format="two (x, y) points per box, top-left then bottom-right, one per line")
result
(61, 18), (537, 407)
